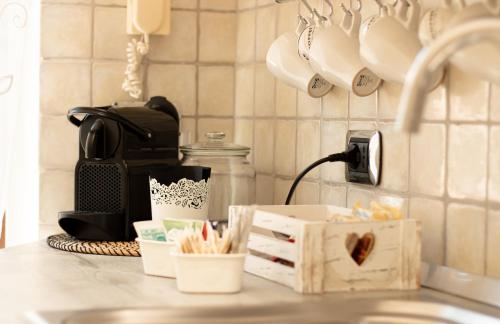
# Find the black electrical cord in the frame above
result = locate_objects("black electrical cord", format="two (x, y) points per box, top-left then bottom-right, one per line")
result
(285, 144), (361, 205)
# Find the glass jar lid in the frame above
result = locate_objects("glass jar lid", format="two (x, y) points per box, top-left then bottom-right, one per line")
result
(180, 132), (250, 157)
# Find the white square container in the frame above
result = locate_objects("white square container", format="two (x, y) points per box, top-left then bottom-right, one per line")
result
(172, 253), (246, 293)
(136, 238), (176, 278)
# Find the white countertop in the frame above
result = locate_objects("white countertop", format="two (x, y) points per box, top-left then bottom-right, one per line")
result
(1, 239), (500, 323)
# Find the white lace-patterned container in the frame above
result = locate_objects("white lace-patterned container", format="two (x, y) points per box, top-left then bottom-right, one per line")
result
(230, 205), (421, 294)
(149, 176), (211, 220)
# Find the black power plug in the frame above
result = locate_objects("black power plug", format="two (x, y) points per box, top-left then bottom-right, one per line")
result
(345, 131), (381, 186)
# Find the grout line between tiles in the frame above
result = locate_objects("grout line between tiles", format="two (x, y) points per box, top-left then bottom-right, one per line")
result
(485, 81), (492, 275)
(194, 0), (200, 142)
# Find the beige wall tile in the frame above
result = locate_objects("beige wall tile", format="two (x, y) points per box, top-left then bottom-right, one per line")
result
(410, 123), (446, 196)
(94, 7), (128, 60)
(149, 10), (197, 62)
(257, 0), (274, 6)
(297, 91), (321, 117)
(448, 124), (487, 201)
(41, 61), (91, 115)
(256, 174), (274, 205)
(296, 181), (320, 204)
(95, 0), (126, 5)
(92, 62), (131, 106)
(172, 0), (197, 9)
(423, 83), (447, 121)
(379, 123), (409, 191)
(234, 119), (254, 163)
(487, 209), (500, 279)
(409, 198), (445, 265)
(254, 120), (275, 173)
(43, 0), (91, 3)
(39, 170), (74, 224)
(320, 121), (347, 183)
(180, 117), (196, 146)
(42, 5), (92, 58)
(236, 10), (256, 63)
(235, 65), (255, 116)
(198, 66), (234, 116)
(277, 1), (298, 35)
(296, 120), (320, 179)
(255, 6), (276, 61)
(147, 64), (196, 116)
(274, 120), (296, 177)
(201, 0), (237, 10)
(378, 82), (402, 120)
(349, 121), (377, 131)
(199, 12), (237, 62)
(254, 64), (275, 116)
(238, 0), (256, 10)
(490, 126), (500, 203)
(197, 118), (234, 142)
(449, 66), (488, 121)
(349, 91), (376, 119)
(275, 81), (297, 117)
(322, 87), (348, 119)
(347, 186), (376, 208)
(320, 184), (347, 207)
(39, 115), (79, 170)
(447, 203), (486, 275)
(491, 83), (500, 122)
(274, 178), (293, 204)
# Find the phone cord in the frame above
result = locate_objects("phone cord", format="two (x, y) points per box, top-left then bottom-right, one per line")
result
(122, 33), (149, 99)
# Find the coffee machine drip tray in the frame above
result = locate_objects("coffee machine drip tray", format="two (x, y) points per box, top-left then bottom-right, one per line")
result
(58, 211), (125, 241)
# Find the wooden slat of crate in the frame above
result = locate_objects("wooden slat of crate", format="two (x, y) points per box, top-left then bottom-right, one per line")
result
(247, 233), (297, 262)
(252, 210), (305, 237)
(245, 254), (295, 288)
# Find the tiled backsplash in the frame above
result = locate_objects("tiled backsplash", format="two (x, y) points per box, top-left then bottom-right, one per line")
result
(40, 0), (500, 278)
(39, 0), (237, 225)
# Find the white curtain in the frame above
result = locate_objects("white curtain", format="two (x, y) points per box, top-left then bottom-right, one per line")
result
(0, 0), (39, 246)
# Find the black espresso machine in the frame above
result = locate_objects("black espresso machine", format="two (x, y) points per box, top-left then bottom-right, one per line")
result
(59, 97), (180, 241)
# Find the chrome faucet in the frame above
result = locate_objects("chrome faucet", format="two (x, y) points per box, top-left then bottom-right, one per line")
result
(395, 18), (500, 133)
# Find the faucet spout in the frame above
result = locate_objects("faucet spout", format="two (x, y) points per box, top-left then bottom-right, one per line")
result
(395, 18), (500, 133)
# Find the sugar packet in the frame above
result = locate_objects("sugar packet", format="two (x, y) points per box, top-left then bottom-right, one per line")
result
(162, 218), (205, 243)
(133, 220), (166, 241)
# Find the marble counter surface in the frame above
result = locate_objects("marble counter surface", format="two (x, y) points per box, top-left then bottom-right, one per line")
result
(1, 240), (500, 323)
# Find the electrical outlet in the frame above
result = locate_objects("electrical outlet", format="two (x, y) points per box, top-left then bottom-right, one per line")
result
(345, 130), (381, 185)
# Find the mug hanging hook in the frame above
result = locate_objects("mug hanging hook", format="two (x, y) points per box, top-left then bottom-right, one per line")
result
(350, 0), (362, 11)
(301, 0), (324, 20)
(340, 2), (351, 15)
(323, 0), (334, 17)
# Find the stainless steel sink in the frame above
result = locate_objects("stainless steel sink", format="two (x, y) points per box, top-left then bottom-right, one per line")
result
(28, 299), (500, 324)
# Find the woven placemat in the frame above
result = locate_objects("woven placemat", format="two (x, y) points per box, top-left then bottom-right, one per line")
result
(47, 233), (140, 257)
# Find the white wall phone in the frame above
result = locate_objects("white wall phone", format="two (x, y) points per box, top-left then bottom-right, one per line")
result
(123, 0), (171, 99)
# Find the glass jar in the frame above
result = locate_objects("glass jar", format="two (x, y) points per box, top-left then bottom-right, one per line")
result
(180, 132), (256, 222)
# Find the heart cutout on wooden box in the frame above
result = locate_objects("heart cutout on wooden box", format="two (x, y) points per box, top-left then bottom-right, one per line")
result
(345, 232), (376, 266)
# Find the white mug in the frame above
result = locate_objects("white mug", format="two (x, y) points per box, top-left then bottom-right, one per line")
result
(308, 7), (381, 96)
(359, 0), (443, 89)
(266, 23), (333, 98)
(421, 0), (500, 84)
(419, 0), (464, 46)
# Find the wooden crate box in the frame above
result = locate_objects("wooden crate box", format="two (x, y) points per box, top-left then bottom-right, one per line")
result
(230, 205), (421, 294)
